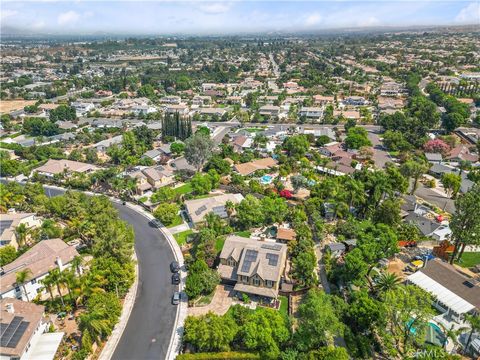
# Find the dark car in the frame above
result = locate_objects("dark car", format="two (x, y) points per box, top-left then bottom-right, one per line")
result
(172, 291), (180, 305)
(172, 273), (180, 285)
(170, 261), (180, 273)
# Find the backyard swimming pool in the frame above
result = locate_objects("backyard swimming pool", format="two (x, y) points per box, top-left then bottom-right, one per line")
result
(260, 175), (274, 184)
(408, 320), (446, 347)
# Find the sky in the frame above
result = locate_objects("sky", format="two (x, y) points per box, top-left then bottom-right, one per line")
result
(0, 1), (479, 35)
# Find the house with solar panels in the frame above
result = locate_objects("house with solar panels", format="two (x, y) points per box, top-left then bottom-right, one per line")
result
(218, 235), (287, 300)
(184, 194), (244, 224)
(0, 298), (64, 360)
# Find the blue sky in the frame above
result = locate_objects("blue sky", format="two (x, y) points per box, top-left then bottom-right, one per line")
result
(1, 1), (479, 35)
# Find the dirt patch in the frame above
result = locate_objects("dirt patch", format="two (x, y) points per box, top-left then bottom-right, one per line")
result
(0, 100), (36, 114)
(387, 258), (406, 279)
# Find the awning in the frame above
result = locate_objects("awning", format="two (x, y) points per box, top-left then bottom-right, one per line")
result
(408, 271), (475, 315)
(24, 332), (64, 360)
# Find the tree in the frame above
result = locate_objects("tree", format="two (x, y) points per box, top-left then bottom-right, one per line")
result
(295, 289), (343, 351)
(315, 135), (331, 147)
(400, 159), (430, 195)
(49, 104), (76, 122)
(15, 268), (33, 301)
(373, 198), (402, 226)
(423, 139), (450, 155)
(374, 272), (401, 295)
(283, 135), (310, 159)
(383, 285), (434, 357)
(170, 142), (185, 155)
(235, 195), (265, 229)
(449, 184), (480, 264)
(291, 250), (317, 287)
(441, 173), (461, 198)
(0, 245), (17, 266)
(15, 223), (29, 247)
(291, 175), (307, 193)
(260, 196), (288, 224)
(184, 133), (214, 171)
(306, 347), (349, 360)
(150, 186), (176, 204)
(190, 173), (213, 195)
(464, 314), (480, 355)
(185, 259), (220, 299)
(443, 112), (465, 133)
(183, 312), (238, 352)
(344, 127), (372, 149)
(153, 202), (179, 226)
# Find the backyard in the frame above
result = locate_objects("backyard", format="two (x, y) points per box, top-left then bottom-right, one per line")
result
(455, 252), (480, 268)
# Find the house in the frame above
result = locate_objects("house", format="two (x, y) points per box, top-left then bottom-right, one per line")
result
(142, 166), (174, 188)
(218, 236), (287, 299)
(407, 259), (480, 323)
(333, 110), (360, 119)
(342, 96), (368, 106)
(184, 193), (244, 224)
(130, 171), (152, 195)
(232, 135), (253, 152)
(445, 144), (479, 163)
(404, 213), (451, 241)
(302, 127), (336, 141)
(313, 95), (335, 105)
(0, 238), (79, 301)
(71, 101), (95, 116)
(197, 107), (227, 118)
(92, 135), (123, 154)
(276, 227), (296, 243)
(142, 149), (163, 162)
(160, 96), (181, 104)
(33, 159), (98, 178)
(325, 243), (346, 257)
(259, 105), (280, 117)
(298, 107), (324, 120)
(0, 299), (64, 360)
(0, 213), (42, 250)
(164, 104), (189, 115)
(425, 152), (443, 164)
(233, 157), (278, 176)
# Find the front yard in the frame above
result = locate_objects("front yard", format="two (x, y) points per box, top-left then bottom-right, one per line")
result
(174, 229), (194, 246)
(455, 252), (480, 268)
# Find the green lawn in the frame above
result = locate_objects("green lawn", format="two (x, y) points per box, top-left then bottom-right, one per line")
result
(166, 214), (184, 228)
(279, 295), (289, 318)
(455, 252), (480, 268)
(215, 237), (225, 253)
(174, 230), (194, 246)
(235, 231), (252, 238)
(173, 183), (193, 195)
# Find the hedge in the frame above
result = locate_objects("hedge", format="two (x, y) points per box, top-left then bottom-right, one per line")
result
(176, 352), (260, 360)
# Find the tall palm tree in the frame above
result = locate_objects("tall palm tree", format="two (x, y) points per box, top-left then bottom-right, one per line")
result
(15, 268), (33, 302)
(70, 255), (84, 276)
(60, 269), (77, 305)
(74, 273), (106, 306)
(225, 200), (235, 223)
(15, 223), (29, 248)
(374, 272), (402, 295)
(464, 314), (480, 355)
(40, 274), (55, 300)
(48, 269), (65, 308)
(437, 323), (467, 350)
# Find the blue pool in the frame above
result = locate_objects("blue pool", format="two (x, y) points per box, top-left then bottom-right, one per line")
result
(260, 175), (273, 184)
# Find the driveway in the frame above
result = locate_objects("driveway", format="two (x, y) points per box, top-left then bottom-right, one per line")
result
(188, 285), (234, 317)
(367, 131), (391, 169)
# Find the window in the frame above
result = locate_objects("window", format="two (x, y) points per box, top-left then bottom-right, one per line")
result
(227, 258), (236, 266)
(253, 277), (260, 286)
(31, 279), (37, 285)
(15, 286), (20, 292)
(266, 280), (273, 288)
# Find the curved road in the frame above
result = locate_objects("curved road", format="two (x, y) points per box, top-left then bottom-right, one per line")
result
(41, 186), (178, 360)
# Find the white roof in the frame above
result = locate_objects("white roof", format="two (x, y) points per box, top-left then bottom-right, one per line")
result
(24, 332), (64, 360)
(408, 271), (475, 314)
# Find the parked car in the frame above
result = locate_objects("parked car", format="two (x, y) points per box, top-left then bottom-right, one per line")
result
(172, 291), (180, 305)
(170, 261), (180, 273)
(151, 219), (162, 228)
(172, 273), (180, 285)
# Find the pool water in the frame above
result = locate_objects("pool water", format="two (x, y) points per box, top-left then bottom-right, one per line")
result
(407, 320), (446, 347)
(260, 175), (273, 184)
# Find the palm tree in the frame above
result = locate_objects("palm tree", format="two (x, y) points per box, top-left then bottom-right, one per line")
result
(40, 274), (55, 300)
(48, 269), (65, 308)
(437, 323), (467, 350)
(60, 269), (77, 305)
(225, 200), (235, 221)
(15, 223), (29, 248)
(464, 314), (480, 355)
(78, 311), (111, 345)
(15, 268), (33, 302)
(74, 273), (106, 306)
(374, 272), (402, 295)
(70, 255), (84, 276)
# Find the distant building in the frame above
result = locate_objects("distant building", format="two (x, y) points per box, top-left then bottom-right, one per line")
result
(233, 157), (278, 176)
(0, 213), (41, 250)
(33, 159), (98, 178)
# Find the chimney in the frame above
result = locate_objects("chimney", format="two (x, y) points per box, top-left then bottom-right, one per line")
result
(56, 256), (64, 271)
(260, 234), (266, 241)
(6, 303), (14, 314)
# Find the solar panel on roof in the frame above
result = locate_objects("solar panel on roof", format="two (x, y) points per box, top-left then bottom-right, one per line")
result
(6, 321), (29, 348)
(0, 323), (8, 337)
(212, 206), (227, 218)
(266, 253), (279, 266)
(195, 205), (208, 216)
(261, 243), (282, 251)
(0, 316), (24, 347)
(0, 220), (14, 236)
(241, 249), (258, 273)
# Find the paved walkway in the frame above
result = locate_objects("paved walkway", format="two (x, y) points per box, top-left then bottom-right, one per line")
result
(188, 285), (234, 317)
(169, 223), (191, 234)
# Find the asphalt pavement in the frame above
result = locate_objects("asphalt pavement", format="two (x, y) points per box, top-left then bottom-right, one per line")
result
(42, 185), (178, 360)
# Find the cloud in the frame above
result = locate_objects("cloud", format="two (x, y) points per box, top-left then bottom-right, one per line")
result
(197, 2), (232, 15)
(32, 20), (46, 30)
(358, 16), (380, 27)
(57, 10), (80, 26)
(455, 2), (480, 24)
(305, 12), (322, 27)
(0, 9), (18, 20)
